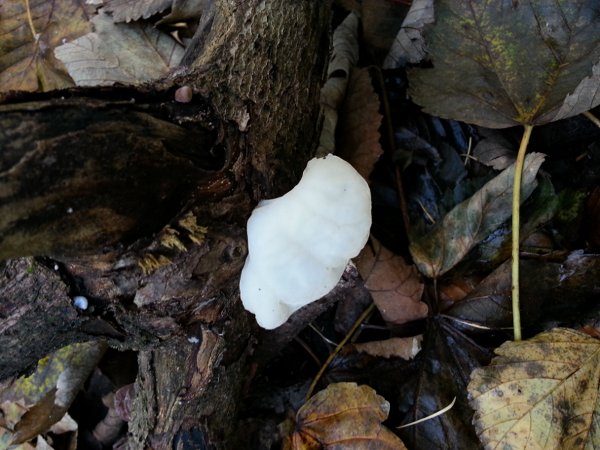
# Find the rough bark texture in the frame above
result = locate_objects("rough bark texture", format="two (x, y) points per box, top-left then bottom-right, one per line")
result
(0, 1), (332, 448)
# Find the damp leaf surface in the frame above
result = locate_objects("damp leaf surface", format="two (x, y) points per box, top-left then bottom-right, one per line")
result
(409, 1), (600, 128)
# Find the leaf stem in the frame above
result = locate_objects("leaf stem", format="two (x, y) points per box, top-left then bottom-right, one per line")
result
(511, 124), (534, 342)
(305, 303), (375, 400)
(583, 111), (600, 129)
(24, 0), (38, 40)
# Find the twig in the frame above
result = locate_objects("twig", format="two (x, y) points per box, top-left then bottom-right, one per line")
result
(583, 111), (600, 129)
(397, 397), (456, 429)
(511, 124), (534, 342)
(293, 337), (322, 367)
(305, 303), (375, 400)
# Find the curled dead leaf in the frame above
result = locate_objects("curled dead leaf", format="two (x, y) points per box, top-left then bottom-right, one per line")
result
(283, 382), (407, 450)
(352, 336), (423, 360)
(337, 68), (384, 180)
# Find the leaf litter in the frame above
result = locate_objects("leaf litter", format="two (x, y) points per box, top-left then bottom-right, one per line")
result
(0, 2), (599, 449)
(409, 152), (545, 279)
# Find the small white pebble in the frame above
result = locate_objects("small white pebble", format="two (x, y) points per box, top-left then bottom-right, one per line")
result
(72, 296), (88, 310)
(187, 336), (200, 344)
(53, 264), (59, 271)
(66, 207), (74, 214)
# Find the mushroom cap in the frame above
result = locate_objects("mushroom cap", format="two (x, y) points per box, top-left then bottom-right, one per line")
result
(240, 154), (371, 329)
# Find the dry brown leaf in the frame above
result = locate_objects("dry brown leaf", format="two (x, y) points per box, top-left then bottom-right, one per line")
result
(337, 68), (383, 180)
(0, 0), (93, 92)
(352, 336), (423, 359)
(158, 0), (211, 23)
(54, 11), (184, 86)
(357, 238), (427, 325)
(103, 0), (171, 23)
(284, 382), (407, 450)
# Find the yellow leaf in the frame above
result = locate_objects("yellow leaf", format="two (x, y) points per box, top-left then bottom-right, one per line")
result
(0, 341), (105, 445)
(285, 382), (407, 449)
(468, 328), (600, 450)
(0, 0), (92, 92)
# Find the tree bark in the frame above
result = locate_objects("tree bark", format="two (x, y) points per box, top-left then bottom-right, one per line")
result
(0, 1), (332, 448)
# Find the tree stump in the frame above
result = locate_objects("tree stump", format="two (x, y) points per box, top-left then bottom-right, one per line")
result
(0, 1), (333, 448)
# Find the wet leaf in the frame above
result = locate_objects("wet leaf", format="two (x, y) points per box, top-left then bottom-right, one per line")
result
(408, 1), (600, 128)
(472, 132), (515, 171)
(357, 238), (427, 325)
(468, 328), (600, 450)
(103, 0), (171, 23)
(584, 187), (600, 248)
(359, 0), (409, 61)
(396, 318), (492, 449)
(409, 153), (545, 278)
(448, 251), (600, 330)
(0, 0), (92, 92)
(337, 67), (384, 180)
(0, 341), (105, 444)
(384, 0), (434, 67)
(284, 382), (406, 450)
(461, 176), (559, 271)
(54, 11), (184, 86)
(352, 336), (423, 360)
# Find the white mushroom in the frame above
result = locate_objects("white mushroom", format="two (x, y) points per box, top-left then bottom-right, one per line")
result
(240, 154), (372, 329)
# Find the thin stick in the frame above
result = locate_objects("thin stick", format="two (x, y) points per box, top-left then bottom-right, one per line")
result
(305, 303), (375, 401)
(511, 124), (534, 342)
(583, 111), (600, 129)
(397, 397), (456, 429)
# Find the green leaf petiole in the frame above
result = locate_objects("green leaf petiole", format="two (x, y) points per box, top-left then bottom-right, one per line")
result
(511, 124), (534, 341)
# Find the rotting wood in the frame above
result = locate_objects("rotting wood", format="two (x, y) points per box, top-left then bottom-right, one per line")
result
(0, 1), (333, 448)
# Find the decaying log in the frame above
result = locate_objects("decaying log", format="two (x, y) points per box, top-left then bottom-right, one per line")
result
(0, 93), (225, 259)
(0, 1), (333, 448)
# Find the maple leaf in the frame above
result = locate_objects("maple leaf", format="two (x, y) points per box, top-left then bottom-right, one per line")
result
(409, 1), (600, 128)
(283, 382), (407, 450)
